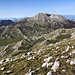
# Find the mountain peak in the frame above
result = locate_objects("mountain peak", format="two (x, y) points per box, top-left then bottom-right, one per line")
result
(30, 13), (51, 21)
(34, 13), (51, 17)
(28, 13), (74, 28)
(33, 13), (68, 21)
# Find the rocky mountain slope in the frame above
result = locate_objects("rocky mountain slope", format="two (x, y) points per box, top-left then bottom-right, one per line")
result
(0, 13), (75, 75)
(0, 13), (75, 39)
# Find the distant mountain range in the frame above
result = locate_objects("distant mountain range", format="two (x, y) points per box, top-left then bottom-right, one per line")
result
(63, 15), (75, 20)
(0, 13), (75, 39)
(0, 15), (75, 21)
(0, 17), (25, 21)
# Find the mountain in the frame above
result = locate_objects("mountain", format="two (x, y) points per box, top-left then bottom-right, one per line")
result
(0, 17), (27, 22)
(63, 15), (75, 20)
(0, 20), (14, 27)
(0, 13), (75, 39)
(0, 13), (75, 75)
(28, 13), (75, 28)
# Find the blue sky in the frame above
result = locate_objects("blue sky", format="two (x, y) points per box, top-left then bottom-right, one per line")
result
(0, 0), (75, 18)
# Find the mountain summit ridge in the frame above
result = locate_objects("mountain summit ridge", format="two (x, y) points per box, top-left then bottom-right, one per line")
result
(27, 13), (75, 28)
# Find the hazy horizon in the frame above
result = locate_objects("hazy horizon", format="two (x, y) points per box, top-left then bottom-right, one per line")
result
(0, 0), (75, 18)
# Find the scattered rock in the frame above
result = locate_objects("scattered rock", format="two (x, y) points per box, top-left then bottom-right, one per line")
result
(66, 46), (70, 52)
(61, 56), (68, 59)
(69, 50), (75, 55)
(0, 59), (6, 64)
(0, 67), (5, 71)
(25, 69), (35, 75)
(66, 59), (70, 63)
(56, 47), (59, 49)
(6, 70), (12, 74)
(70, 59), (75, 65)
(43, 54), (50, 57)
(72, 46), (74, 48)
(51, 61), (60, 72)
(27, 51), (34, 55)
(42, 62), (53, 67)
(28, 56), (36, 60)
(47, 62), (53, 67)
(61, 69), (66, 72)
(44, 57), (53, 62)
(42, 62), (48, 67)
(47, 71), (52, 75)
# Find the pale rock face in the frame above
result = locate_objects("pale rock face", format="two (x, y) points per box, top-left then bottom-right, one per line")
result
(72, 46), (74, 48)
(46, 71), (52, 75)
(44, 57), (53, 62)
(51, 61), (60, 72)
(28, 13), (69, 25)
(36, 68), (40, 70)
(50, 14), (68, 23)
(62, 69), (66, 72)
(70, 59), (75, 65)
(61, 56), (68, 59)
(66, 59), (70, 63)
(6, 58), (10, 62)
(56, 47), (59, 49)
(28, 57), (33, 60)
(42, 62), (53, 67)
(55, 58), (59, 61)
(38, 49), (45, 54)
(13, 40), (23, 50)
(66, 46), (70, 52)
(25, 72), (33, 75)
(0, 67), (5, 71)
(42, 62), (48, 67)
(25, 69), (35, 75)
(0, 59), (6, 64)
(47, 62), (53, 67)
(69, 50), (75, 55)
(27, 56), (35, 60)
(43, 54), (50, 57)
(37, 74), (41, 75)
(62, 46), (70, 53)
(27, 51), (34, 55)
(6, 70), (12, 74)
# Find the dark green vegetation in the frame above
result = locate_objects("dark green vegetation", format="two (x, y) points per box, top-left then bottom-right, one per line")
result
(0, 37), (23, 46)
(56, 34), (71, 40)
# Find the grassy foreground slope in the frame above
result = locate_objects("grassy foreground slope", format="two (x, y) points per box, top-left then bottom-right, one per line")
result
(0, 28), (75, 75)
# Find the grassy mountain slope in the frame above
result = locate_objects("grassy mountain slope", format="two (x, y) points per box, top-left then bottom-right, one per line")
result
(0, 13), (75, 75)
(0, 28), (75, 75)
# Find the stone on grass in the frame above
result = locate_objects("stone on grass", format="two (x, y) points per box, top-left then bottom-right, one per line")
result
(1, 67), (5, 71)
(47, 71), (52, 75)
(51, 61), (60, 72)
(70, 59), (75, 65)
(6, 70), (12, 74)
(44, 57), (53, 62)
